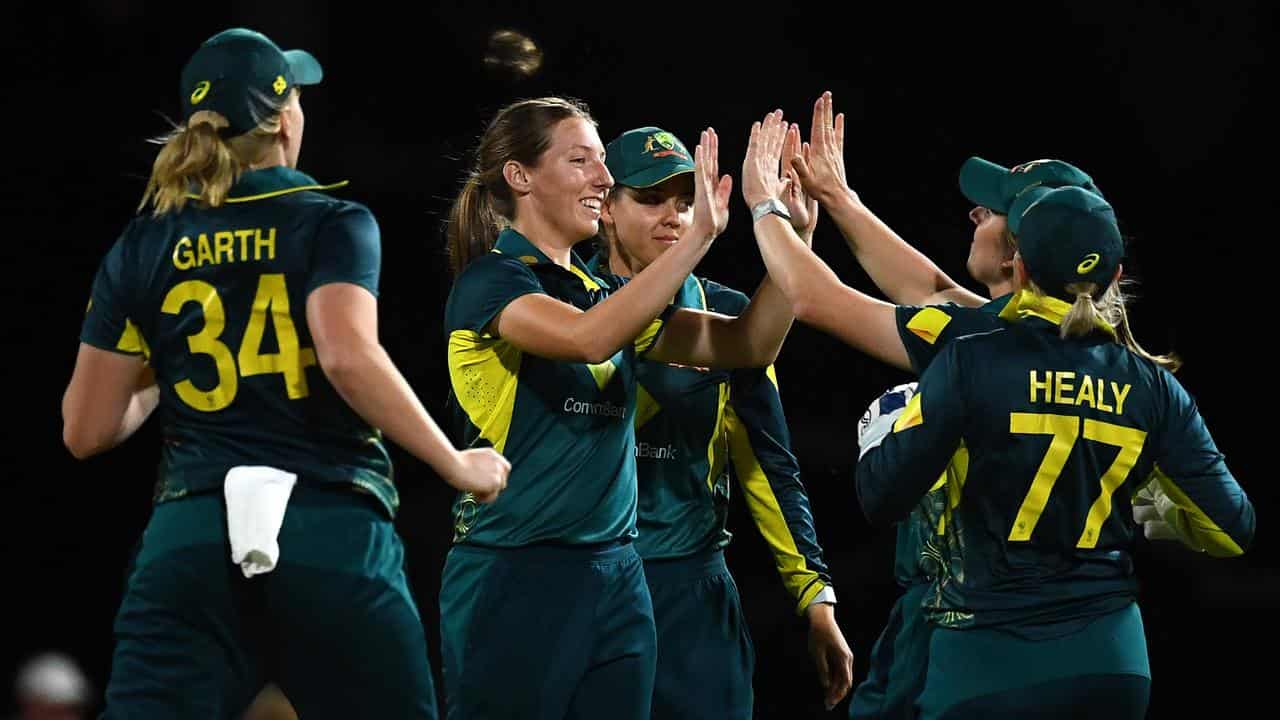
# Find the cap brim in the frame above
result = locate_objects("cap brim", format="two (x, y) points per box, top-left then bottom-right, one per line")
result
(284, 49), (323, 85)
(958, 156), (1011, 213)
(617, 165), (694, 189)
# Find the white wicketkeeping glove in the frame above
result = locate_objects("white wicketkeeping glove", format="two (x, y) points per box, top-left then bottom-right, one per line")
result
(1133, 476), (1204, 551)
(857, 382), (918, 460)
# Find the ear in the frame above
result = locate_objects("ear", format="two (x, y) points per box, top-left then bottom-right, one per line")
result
(1112, 263), (1124, 284)
(503, 160), (532, 195)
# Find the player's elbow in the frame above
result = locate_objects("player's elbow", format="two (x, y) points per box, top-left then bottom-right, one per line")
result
(62, 421), (106, 460)
(746, 339), (781, 368)
(855, 470), (908, 527)
(571, 328), (621, 365)
(791, 279), (839, 333)
(316, 340), (378, 393)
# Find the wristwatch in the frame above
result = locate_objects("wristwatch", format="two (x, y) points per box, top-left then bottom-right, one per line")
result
(751, 197), (791, 224)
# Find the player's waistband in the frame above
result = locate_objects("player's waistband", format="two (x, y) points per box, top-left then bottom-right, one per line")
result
(641, 548), (729, 586)
(449, 536), (636, 564)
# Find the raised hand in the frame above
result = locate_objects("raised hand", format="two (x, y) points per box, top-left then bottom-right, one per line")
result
(741, 109), (788, 209)
(792, 91), (854, 206)
(689, 127), (734, 244)
(781, 123), (820, 246)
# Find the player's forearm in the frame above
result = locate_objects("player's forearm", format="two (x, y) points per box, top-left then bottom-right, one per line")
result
(823, 190), (958, 306)
(730, 275), (794, 367)
(753, 214), (836, 320)
(574, 233), (713, 363)
(321, 344), (463, 479)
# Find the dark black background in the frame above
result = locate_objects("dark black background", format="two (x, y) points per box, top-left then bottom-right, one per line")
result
(5, 1), (1275, 717)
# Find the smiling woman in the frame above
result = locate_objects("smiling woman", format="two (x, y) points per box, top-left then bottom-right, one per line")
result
(436, 99), (805, 718)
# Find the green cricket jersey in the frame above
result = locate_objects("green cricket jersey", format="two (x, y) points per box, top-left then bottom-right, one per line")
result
(79, 167), (398, 514)
(861, 292), (1255, 635)
(590, 258), (832, 613)
(444, 229), (669, 547)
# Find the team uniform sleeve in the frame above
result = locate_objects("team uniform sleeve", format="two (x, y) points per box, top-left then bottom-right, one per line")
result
(447, 255), (547, 335)
(857, 341), (968, 526)
(307, 203), (383, 296)
(80, 229), (148, 358)
(727, 363), (833, 614)
(895, 303), (998, 374)
(1146, 370), (1255, 557)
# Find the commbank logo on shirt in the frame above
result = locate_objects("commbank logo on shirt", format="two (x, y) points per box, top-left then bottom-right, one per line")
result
(563, 397), (627, 418)
(635, 442), (678, 461)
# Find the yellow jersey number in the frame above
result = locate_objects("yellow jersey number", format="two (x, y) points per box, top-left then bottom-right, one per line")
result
(161, 274), (317, 411)
(1007, 412), (1147, 548)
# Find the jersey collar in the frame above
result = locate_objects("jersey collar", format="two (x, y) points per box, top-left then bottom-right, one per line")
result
(493, 228), (605, 290)
(997, 288), (1116, 339)
(190, 166), (349, 203)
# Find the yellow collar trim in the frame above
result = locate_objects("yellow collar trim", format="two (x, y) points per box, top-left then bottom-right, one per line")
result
(997, 288), (1116, 339)
(185, 180), (350, 203)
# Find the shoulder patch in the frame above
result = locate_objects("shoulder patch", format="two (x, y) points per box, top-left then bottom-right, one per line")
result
(906, 307), (953, 345)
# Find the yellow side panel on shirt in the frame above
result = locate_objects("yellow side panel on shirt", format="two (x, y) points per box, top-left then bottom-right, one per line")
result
(704, 383), (731, 493)
(725, 404), (822, 613)
(905, 307), (953, 345)
(448, 329), (522, 454)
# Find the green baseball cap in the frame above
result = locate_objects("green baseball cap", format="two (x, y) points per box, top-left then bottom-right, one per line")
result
(179, 28), (323, 136)
(605, 127), (694, 188)
(959, 157), (1102, 234)
(1016, 186), (1123, 299)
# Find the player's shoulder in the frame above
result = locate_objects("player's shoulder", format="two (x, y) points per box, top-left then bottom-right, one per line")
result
(942, 323), (1015, 359)
(453, 250), (541, 292)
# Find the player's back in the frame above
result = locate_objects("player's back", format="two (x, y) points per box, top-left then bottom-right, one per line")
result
(83, 172), (394, 508)
(933, 317), (1250, 633)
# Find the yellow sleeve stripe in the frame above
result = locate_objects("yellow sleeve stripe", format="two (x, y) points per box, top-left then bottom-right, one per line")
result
(905, 306), (953, 345)
(115, 318), (151, 360)
(1151, 465), (1245, 558)
(893, 392), (923, 432)
(725, 404), (822, 614)
(765, 364), (778, 389)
